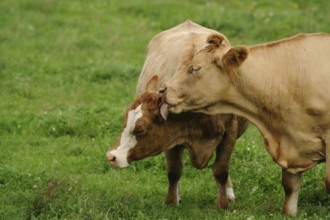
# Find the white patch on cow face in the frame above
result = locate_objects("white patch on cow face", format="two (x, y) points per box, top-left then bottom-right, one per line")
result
(108, 104), (143, 168)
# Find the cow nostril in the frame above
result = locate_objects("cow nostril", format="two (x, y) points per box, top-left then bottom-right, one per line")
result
(159, 85), (167, 94)
(108, 154), (116, 163)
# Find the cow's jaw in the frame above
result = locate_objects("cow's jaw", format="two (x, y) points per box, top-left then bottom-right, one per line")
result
(164, 95), (185, 114)
(107, 104), (143, 168)
(168, 103), (183, 114)
(164, 88), (203, 114)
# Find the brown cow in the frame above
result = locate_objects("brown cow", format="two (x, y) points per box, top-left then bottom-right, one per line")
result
(161, 32), (330, 216)
(107, 20), (249, 209)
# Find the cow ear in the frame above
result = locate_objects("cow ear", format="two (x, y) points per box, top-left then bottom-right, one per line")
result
(222, 46), (248, 68)
(207, 34), (224, 47)
(220, 46), (248, 83)
(146, 75), (158, 92)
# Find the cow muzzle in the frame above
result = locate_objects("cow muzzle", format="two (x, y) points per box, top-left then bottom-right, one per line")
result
(159, 84), (185, 114)
(106, 150), (130, 168)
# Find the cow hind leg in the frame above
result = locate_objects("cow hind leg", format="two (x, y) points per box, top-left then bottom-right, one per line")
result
(164, 145), (184, 205)
(281, 169), (302, 216)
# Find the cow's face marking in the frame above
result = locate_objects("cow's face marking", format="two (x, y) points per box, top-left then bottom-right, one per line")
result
(107, 104), (143, 168)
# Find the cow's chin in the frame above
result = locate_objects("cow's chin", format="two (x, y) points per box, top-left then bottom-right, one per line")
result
(167, 99), (196, 114)
(169, 101), (205, 114)
(110, 160), (130, 169)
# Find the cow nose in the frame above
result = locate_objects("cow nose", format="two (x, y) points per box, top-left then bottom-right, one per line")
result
(159, 85), (167, 94)
(107, 153), (116, 165)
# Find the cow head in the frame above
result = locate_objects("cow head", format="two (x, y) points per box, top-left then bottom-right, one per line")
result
(160, 34), (248, 114)
(107, 76), (170, 168)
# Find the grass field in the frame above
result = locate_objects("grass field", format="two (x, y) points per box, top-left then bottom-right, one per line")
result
(1, 0), (330, 219)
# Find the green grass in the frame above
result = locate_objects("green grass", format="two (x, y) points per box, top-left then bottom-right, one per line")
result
(1, 0), (330, 219)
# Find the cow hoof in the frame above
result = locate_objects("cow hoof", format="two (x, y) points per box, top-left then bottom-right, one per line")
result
(282, 206), (297, 217)
(217, 204), (229, 210)
(217, 200), (229, 210)
(165, 197), (180, 205)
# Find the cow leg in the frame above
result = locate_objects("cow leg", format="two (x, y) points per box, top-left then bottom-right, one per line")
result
(213, 137), (236, 209)
(225, 176), (235, 202)
(164, 145), (184, 205)
(281, 169), (302, 216)
(213, 118), (238, 209)
(326, 136), (330, 193)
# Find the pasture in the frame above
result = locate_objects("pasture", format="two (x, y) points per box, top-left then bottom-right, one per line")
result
(1, 0), (330, 219)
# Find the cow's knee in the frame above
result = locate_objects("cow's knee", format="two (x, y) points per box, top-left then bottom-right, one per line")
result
(167, 169), (182, 184)
(214, 170), (228, 185)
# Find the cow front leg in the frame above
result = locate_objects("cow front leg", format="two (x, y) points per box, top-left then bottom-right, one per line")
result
(213, 145), (235, 209)
(164, 145), (184, 205)
(281, 169), (302, 216)
(226, 176), (235, 202)
(213, 119), (238, 209)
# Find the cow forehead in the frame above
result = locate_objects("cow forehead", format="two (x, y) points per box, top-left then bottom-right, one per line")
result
(115, 104), (143, 153)
(126, 104), (143, 131)
(194, 48), (214, 63)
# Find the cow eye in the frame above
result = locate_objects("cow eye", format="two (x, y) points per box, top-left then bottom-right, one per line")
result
(188, 66), (193, 74)
(132, 126), (146, 137)
(188, 66), (201, 74)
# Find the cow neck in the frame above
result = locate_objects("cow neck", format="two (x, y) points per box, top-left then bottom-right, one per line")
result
(236, 48), (300, 166)
(207, 48), (289, 165)
(165, 113), (205, 148)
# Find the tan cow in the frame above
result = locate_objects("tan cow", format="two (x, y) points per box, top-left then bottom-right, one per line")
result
(107, 20), (249, 209)
(161, 32), (330, 216)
